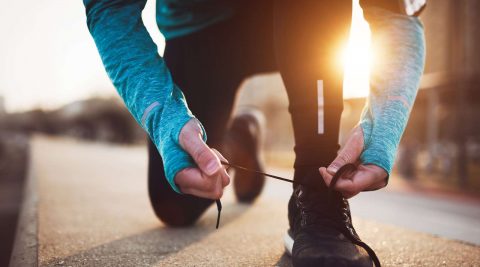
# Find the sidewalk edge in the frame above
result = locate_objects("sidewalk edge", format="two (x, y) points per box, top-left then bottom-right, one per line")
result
(9, 155), (38, 267)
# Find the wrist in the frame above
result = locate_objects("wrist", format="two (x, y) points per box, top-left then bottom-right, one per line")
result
(360, 140), (395, 175)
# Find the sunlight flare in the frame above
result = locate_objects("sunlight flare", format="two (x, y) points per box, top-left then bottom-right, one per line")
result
(342, 0), (373, 99)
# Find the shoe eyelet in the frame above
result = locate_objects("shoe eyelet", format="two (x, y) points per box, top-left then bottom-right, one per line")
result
(300, 211), (308, 226)
(348, 227), (356, 236)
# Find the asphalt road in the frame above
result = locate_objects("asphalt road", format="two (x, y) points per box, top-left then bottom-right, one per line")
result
(350, 189), (480, 246)
(24, 136), (480, 266)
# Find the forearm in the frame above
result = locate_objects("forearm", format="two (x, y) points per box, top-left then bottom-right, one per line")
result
(360, 7), (426, 174)
(84, 0), (199, 192)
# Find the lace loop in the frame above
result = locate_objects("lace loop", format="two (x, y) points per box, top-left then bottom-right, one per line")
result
(328, 163), (381, 267)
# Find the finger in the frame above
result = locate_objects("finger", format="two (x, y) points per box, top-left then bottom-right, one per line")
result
(188, 172), (224, 199)
(212, 148), (228, 164)
(327, 126), (364, 175)
(214, 171), (224, 198)
(212, 148), (230, 171)
(180, 132), (221, 177)
(175, 168), (224, 199)
(175, 168), (214, 192)
(320, 166), (354, 188)
(333, 165), (387, 198)
(216, 165), (230, 187)
(332, 173), (361, 198)
(211, 149), (231, 186)
(320, 165), (359, 198)
(319, 167), (333, 186)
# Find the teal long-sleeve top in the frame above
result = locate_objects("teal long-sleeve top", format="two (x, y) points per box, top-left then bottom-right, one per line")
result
(83, 0), (220, 193)
(83, 0), (425, 192)
(360, 7), (425, 174)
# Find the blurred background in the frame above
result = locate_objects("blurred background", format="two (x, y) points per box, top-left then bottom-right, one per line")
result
(1, 0), (480, 266)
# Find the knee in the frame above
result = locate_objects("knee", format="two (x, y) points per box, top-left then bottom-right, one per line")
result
(156, 208), (199, 227)
(151, 198), (213, 227)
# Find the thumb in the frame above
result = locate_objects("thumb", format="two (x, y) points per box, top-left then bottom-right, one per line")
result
(179, 119), (221, 176)
(327, 126), (364, 175)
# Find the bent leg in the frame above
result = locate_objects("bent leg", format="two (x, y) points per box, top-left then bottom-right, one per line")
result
(274, 0), (352, 182)
(147, 6), (277, 225)
(148, 139), (214, 227)
(147, 23), (242, 226)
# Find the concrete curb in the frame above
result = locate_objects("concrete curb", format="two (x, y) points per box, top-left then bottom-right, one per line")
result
(9, 159), (38, 267)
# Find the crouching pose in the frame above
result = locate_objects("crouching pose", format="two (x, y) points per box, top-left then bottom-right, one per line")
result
(83, 0), (425, 266)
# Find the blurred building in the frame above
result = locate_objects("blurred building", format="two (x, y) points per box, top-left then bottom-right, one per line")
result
(413, 0), (480, 185)
(0, 96), (5, 116)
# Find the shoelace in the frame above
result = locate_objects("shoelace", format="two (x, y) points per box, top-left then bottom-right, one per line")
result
(216, 161), (381, 267)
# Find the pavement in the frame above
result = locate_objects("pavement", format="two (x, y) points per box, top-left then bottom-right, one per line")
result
(11, 136), (480, 266)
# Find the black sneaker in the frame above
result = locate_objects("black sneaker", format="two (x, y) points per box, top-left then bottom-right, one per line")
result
(284, 164), (380, 267)
(223, 110), (266, 203)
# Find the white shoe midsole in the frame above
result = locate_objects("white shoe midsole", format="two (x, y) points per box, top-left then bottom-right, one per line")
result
(283, 231), (294, 256)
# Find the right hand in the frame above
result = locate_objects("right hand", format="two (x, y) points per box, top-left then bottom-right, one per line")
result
(174, 119), (230, 199)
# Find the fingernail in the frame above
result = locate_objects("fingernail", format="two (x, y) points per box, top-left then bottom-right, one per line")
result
(327, 165), (338, 174)
(206, 161), (218, 175)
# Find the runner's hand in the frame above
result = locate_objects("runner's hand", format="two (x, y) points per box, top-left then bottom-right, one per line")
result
(319, 125), (388, 198)
(175, 119), (230, 199)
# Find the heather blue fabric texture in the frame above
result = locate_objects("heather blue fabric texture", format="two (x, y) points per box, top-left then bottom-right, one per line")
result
(83, 0), (206, 193)
(360, 7), (426, 174)
(84, 0), (425, 193)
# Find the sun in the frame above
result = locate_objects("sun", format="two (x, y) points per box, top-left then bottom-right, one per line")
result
(342, 0), (373, 99)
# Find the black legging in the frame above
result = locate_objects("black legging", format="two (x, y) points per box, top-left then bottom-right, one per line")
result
(148, 0), (378, 226)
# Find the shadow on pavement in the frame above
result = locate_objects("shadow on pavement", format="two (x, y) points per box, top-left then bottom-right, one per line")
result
(275, 252), (293, 267)
(43, 202), (252, 266)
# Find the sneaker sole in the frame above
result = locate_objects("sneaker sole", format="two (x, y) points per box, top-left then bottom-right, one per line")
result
(283, 230), (294, 256)
(227, 110), (266, 203)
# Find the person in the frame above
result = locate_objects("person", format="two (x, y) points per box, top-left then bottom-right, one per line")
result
(83, 0), (425, 266)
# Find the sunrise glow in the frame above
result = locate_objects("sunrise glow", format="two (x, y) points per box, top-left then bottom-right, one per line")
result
(342, 1), (373, 99)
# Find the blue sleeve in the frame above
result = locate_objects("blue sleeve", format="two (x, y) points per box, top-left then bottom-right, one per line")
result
(359, 7), (426, 174)
(83, 0), (204, 193)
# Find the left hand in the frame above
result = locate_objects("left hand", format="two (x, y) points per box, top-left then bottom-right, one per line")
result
(319, 125), (388, 198)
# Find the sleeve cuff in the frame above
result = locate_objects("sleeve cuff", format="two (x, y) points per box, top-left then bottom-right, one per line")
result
(161, 115), (208, 194)
(360, 143), (395, 174)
